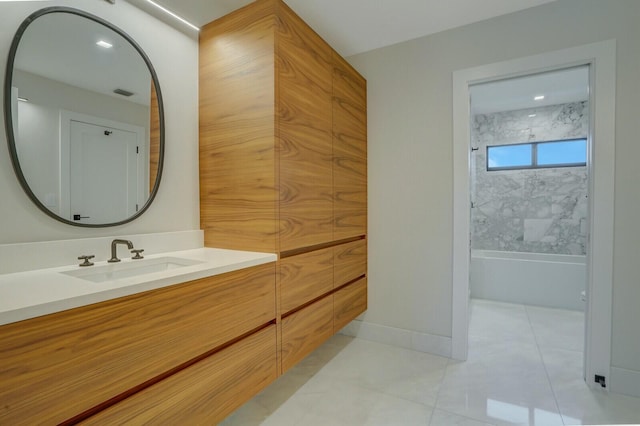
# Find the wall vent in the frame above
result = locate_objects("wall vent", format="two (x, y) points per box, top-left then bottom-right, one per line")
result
(113, 88), (134, 97)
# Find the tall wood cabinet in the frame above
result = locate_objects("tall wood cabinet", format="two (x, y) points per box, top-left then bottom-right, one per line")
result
(199, 0), (367, 399)
(200, 0), (366, 254)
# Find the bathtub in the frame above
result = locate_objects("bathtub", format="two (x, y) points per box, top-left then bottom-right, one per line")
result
(470, 250), (586, 311)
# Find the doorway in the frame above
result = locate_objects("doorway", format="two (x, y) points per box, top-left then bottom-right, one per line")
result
(468, 66), (590, 383)
(69, 120), (139, 224)
(59, 110), (147, 224)
(469, 67), (589, 309)
(452, 40), (616, 391)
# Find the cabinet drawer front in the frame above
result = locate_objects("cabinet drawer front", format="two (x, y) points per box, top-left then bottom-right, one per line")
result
(281, 295), (333, 373)
(0, 263), (275, 425)
(334, 277), (367, 333)
(334, 239), (367, 287)
(280, 246), (333, 314)
(82, 325), (277, 424)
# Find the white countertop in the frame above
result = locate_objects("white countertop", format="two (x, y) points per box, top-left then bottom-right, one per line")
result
(0, 247), (276, 326)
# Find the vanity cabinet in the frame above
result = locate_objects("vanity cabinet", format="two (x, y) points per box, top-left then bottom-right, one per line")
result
(81, 325), (277, 424)
(0, 263), (276, 425)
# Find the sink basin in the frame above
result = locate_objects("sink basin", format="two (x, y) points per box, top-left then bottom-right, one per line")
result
(62, 257), (204, 283)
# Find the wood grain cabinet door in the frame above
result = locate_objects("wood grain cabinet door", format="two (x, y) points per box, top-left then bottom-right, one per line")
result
(333, 52), (367, 241)
(277, 4), (334, 252)
(199, 5), (278, 253)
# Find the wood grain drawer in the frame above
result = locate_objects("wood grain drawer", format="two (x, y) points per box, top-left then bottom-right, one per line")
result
(0, 263), (276, 425)
(334, 277), (367, 333)
(281, 294), (333, 373)
(82, 325), (278, 424)
(280, 246), (333, 314)
(333, 239), (366, 287)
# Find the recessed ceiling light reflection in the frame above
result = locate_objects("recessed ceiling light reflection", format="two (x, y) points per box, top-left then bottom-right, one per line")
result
(96, 40), (113, 49)
(534, 95), (545, 101)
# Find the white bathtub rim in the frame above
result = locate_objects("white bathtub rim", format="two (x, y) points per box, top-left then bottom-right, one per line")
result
(471, 249), (586, 265)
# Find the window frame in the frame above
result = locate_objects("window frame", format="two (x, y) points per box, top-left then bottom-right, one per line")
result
(486, 138), (587, 171)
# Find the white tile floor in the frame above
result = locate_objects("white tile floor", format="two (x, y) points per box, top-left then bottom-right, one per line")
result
(220, 299), (640, 425)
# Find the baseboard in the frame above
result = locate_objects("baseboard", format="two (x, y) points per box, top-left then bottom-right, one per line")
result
(610, 366), (640, 398)
(339, 320), (452, 358)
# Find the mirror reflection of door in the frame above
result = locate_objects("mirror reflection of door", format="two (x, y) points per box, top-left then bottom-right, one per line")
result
(69, 120), (139, 224)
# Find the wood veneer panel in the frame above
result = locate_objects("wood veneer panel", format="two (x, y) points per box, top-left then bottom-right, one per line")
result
(279, 246), (333, 314)
(0, 263), (275, 425)
(332, 52), (367, 241)
(82, 325), (277, 425)
(281, 295), (333, 373)
(149, 81), (160, 194)
(199, 1), (278, 252)
(334, 239), (367, 288)
(334, 277), (368, 333)
(276, 2), (334, 251)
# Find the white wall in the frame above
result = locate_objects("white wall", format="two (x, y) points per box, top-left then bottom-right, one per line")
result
(0, 0), (199, 243)
(14, 70), (150, 214)
(348, 0), (640, 387)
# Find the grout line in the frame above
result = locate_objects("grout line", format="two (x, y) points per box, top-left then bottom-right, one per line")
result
(426, 357), (450, 426)
(524, 304), (566, 425)
(433, 406), (501, 426)
(428, 295), (474, 425)
(427, 300), (499, 426)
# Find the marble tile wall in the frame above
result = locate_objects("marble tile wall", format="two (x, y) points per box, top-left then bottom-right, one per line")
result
(471, 102), (588, 255)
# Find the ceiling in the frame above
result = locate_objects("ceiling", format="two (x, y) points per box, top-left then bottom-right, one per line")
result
(14, 11), (151, 106)
(131, 0), (559, 57)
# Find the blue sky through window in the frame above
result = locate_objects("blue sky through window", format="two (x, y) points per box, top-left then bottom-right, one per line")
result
(538, 139), (587, 165)
(487, 144), (532, 168)
(487, 139), (587, 170)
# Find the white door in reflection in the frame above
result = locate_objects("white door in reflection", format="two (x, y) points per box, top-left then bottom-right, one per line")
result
(69, 120), (138, 224)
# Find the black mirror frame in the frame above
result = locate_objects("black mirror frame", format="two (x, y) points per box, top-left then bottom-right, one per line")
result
(3, 6), (165, 228)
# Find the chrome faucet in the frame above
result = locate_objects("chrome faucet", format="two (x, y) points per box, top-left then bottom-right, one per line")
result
(108, 239), (134, 263)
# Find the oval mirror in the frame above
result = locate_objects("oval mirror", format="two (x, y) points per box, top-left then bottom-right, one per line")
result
(4, 7), (164, 227)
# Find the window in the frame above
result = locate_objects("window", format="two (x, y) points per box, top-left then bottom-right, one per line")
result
(486, 144), (532, 169)
(487, 138), (586, 171)
(537, 139), (587, 166)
